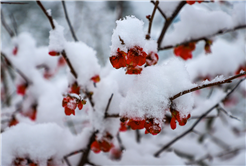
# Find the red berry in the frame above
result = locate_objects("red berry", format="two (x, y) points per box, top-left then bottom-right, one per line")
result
(119, 122), (127, 132)
(13, 46), (18, 55)
(186, 0), (196, 5)
(9, 117), (18, 127)
(78, 101), (83, 110)
(127, 119), (145, 130)
(91, 141), (101, 153)
(91, 75), (100, 83)
(17, 84), (28, 96)
(144, 118), (162, 135)
(70, 82), (80, 95)
(49, 51), (60, 56)
(170, 117), (176, 130)
(64, 107), (75, 116)
(127, 46), (147, 67)
(99, 140), (113, 152)
(146, 52), (159, 66)
(109, 48), (127, 69)
(125, 66), (142, 75)
(110, 147), (122, 160)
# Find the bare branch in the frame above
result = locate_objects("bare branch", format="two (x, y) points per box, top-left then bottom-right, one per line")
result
(36, 0), (55, 29)
(146, 0), (159, 40)
(61, 1), (79, 42)
(1, 10), (15, 37)
(218, 106), (241, 121)
(10, 14), (18, 35)
(170, 71), (246, 101)
(154, 78), (245, 157)
(61, 50), (78, 79)
(104, 94), (114, 118)
(151, 1), (167, 20)
(157, 1), (186, 48)
(1, 2), (28, 4)
(159, 25), (246, 50)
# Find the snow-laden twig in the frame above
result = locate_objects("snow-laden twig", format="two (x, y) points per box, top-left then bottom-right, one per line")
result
(170, 71), (246, 101)
(159, 24), (246, 50)
(154, 78), (245, 157)
(218, 104), (241, 121)
(61, 1), (78, 42)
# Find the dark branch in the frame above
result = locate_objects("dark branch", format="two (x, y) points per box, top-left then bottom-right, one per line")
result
(1, 2), (28, 4)
(218, 105), (241, 121)
(1, 10), (15, 37)
(61, 50), (78, 79)
(64, 149), (84, 166)
(77, 131), (98, 166)
(104, 94), (114, 118)
(105, 113), (120, 118)
(61, 1), (78, 42)
(159, 24), (246, 50)
(10, 14), (18, 35)
(170, 71), (246, 101)
(154, 78), (245, 157)
(157, 1), (186, 48)
(151, 1), (167, 20)
(146, 0), (159, 39)
(36, 1), (55, 29)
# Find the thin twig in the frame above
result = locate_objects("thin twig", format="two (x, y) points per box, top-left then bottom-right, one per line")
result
(105, 113), (120, 118)
(154, 78), (245, 157)
(1, 10), (15, 37)
(62, 1), (78, 42)
(64, 149), (84, 166)
(151, 1), (167, 20)
(10, 14), (18, 36)
(159, 25), (246, 50)
(157, 1), (186, 48)
(136, 129), (141, 143)
(1, 2), (28, 4)
(104, 93), (114, 118)
(36, 1), (55, 29)
(1, 52), (32, 84)
(170, 71), (246, 101)
(61, 50), (78, 79)
(218, 106), (241, 121)
(117, 133), (125, 151)
(146, 0), (159, 40)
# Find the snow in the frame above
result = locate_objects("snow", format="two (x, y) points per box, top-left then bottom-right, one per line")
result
(120, 58), (195, 120)
(49, 21), (66, 53)
(159, 1), (181, 18)
(46, 9), (52, 16)
(110, 16), (158, 56)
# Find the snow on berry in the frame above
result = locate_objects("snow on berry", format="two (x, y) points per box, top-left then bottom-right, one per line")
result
(120, 58), (195, 121)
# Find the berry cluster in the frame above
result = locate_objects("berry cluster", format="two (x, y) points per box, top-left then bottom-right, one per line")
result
(186, 0), (204, 5)
(17, 83), (28, 96)
(170, 109), (191, 130)
(62, 95), (86, 116)
(174, 42), (196, 60)
(91, 133), (114, 153)
(121, 118), (162, 135)
(110, 46), (159, 75)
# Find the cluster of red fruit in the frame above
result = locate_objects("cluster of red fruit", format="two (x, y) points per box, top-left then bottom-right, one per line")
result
(17, 83), (28, 96)
(186, 0), (204, 5)
(170, 109), (191, 130)
(174, 42), (196, 60)
(62, 95), (86, 116)
(120, 117), (162, 135)
(13, 157), (38, 166)
(110, 46), (159, 74)
(91, 133), (114, 153)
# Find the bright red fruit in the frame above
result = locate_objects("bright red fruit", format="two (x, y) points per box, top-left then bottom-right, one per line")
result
(64, 107), (75, 116)
(48, 51), (59, 56)
(127, 46), (147, 67)
(9, 117), (19, 127)
(146, 52), (159, 66)
(170, 117), (176, 130)
(125, 66), (142, 75)
(119, 122), (127, 132)
(91, 141), (101, 153)
(78, 101), (83, 110)
(109, 48), (127, 69)
(127, 119), (145, 130)
(99, 140), (113, 152)
(174, 42), (196, 60)
(144, 118), (162, 135)
(91, 75), (100, 83)
(17, 84), (28, 96)
(170, 109), (191, 130)
(186, 0), (196, 5)
(70, 82), (80, 95)
(13, 46), (18, 55)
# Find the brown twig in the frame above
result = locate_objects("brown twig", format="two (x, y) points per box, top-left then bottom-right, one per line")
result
(151, 1), (167, 20)
(77, 131), (98, 166)
(118, 36), (125, 45)
(218, 106), (240, 121)
(61, 1), (78, 42)
(36, 1), (55, 29)
(1, 52), (32, 85)
(154, 78), (245, 157)
(157, 1), (186, 48)
(64, 149), (84, 166)
(1, 2), (28, 4)
(61, 50), (78, 79)
(10, 14), (18, 36)
(105, 113), (120, 118)
(146, 0), (159, 40)
(170, 71), (246, 101)
(1, 10), (15, 37)
(159, 24), (246, 50)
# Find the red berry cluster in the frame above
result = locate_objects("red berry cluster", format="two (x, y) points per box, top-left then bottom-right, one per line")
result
(186, 0), (204, 5)
(121, 118), (162, 135)
(62, 96), (86, 116)
(174, 42), (196, 60)
(13, 158), (38, 166)
(17, 83), (28, 96)
(110, 46), (159, 74)
(170, 109), (191, 130)
(91, 133), (114, 153)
